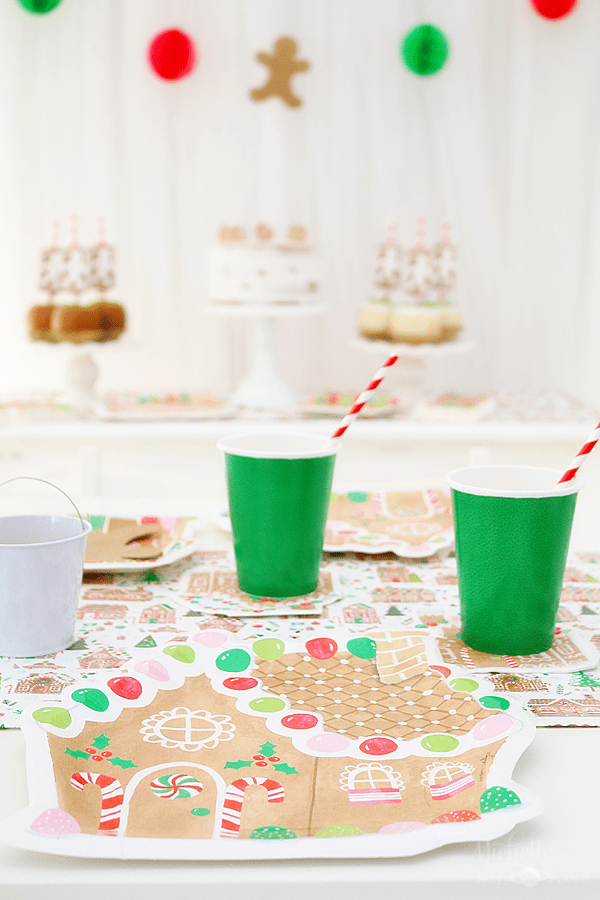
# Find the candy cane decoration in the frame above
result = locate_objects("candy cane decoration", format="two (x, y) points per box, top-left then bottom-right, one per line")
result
(70, 772), (124, 836)
(425, 488), (449, 514)
(502, 655), (518, 669)
(558, 421), (600, 483)
(459, 647), (476, 669)
(329, 355), (398, 441)
(219, 777), (284, 838)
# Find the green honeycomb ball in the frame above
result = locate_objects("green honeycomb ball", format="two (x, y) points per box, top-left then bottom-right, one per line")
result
(401, 24), (449, 76)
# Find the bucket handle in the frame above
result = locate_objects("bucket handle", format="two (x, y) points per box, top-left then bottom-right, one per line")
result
(0, 477), (87, 531)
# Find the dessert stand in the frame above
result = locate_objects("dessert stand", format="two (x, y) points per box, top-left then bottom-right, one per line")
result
(29, 219), (126, 416)
(205, 301), (327, 411)
(355, 221), (472, 408)
(352, 336), (474, 408)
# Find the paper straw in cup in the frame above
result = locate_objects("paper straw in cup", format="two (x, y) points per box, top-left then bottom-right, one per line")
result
(558, 419), (600, 483)
(327, 354), (398, 443)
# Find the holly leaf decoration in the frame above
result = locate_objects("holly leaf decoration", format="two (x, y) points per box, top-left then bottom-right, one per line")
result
(224, 760), (253, 770)
(259, 741), (277, 757)
(64, 748), (91, 760)
(109, 757), (137, 769)
(91, 734), (110, 750)
(273, 763), (299, 775)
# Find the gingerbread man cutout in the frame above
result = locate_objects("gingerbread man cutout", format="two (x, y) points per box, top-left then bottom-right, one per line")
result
(250, 36), (310, 108)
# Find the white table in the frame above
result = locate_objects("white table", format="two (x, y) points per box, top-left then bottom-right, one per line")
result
(1, 726), (598, 899)
(1, 430), (600, 897)
(1, 415), (599, 510)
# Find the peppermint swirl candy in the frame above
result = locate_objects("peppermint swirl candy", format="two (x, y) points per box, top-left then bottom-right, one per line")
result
(149, 774), (204, 799)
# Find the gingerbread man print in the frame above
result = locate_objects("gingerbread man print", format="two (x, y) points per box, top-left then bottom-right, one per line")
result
(250, 36), (310, 108)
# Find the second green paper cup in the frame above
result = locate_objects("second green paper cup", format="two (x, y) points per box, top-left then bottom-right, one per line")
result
(217, 432), (339, 598)
(447, 465), (582, 656)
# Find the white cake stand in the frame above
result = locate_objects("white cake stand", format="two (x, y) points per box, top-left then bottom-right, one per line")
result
(351, 336), (474, 408)
(206, 302), (328, 411)
(60, 349), (102, 414)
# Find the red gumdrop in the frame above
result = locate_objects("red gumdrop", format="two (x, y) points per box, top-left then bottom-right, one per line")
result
(107, 676), (143, 700)
(429, 665), (452, 679)
(281, 713), (319, 730)
(432, 810), (481, 823)
(359, 737), (398, 756)
(305, 637), (338, 660)
(222, 676), (259, 691)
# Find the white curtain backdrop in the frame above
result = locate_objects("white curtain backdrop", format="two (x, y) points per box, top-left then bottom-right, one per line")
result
(0, 0), (599, 404)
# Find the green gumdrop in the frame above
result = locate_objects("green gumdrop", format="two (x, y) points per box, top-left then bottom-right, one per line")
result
(346, 637), (377, 659)
(248, 696), (286, 714)
(480, 786), (522, 813)
(420, 733), (460, 753)
(191, 807), (211, 817)
(71, 688), (110, 712)
(450, 678), (479, 693)
(249, 826), (297, 840)
(252, 638), (285, 661)
(315, 824), (365, 838)
(478, 695), (510, 710)
(162, 645), (196, 664)
(32, 706), (72, 729)
(347, 492), (368, 503)
(88, 515), (106, 531)
(215, 648), (252, 673)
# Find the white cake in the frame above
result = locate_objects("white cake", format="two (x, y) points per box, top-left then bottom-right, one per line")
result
(208, 225), (320, 306)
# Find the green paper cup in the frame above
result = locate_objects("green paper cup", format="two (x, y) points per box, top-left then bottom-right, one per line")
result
(217, 432), (339, 598)
(446, 465), (583, 656)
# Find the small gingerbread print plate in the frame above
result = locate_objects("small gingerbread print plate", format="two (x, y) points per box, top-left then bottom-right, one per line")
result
(215, 489), (455, 559)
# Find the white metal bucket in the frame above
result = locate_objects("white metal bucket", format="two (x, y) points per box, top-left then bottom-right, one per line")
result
(0, 479), (91, 657)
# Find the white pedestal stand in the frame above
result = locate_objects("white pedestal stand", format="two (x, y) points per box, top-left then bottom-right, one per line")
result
(351, 337), (474, 409)
(206, 303), (328, 412)
(59, 350), (101, 415)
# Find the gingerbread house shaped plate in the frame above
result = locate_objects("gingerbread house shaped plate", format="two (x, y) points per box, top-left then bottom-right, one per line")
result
(0, 630), (542, 860)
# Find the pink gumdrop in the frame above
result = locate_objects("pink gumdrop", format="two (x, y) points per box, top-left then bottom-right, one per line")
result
(305, 637), (338, 660)
(134, 659), (170, 682)
(193, 631), (228, 648)
(471, 713), (513, 742)
(159, 516), (177, 531)
(306, 733), (350, 753)
(379, 821), (427, 835)
(31, 808), (80, 836)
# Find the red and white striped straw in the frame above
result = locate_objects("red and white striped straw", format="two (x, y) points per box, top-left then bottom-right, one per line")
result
(558, 419), (600, 483)
(329, 354), (398, 441)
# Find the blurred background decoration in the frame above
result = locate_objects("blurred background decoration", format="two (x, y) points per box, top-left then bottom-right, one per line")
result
(0, 0), (598, 410)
